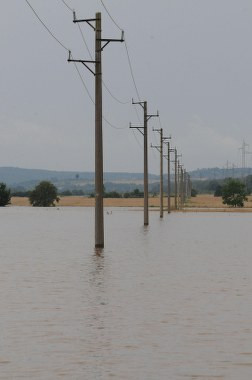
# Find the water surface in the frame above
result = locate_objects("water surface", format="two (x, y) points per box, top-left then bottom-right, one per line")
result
(0, 208), (252, 379)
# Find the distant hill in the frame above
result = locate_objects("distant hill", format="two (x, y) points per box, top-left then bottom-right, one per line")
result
(189, 167), (252, 180)
(1, 166), (251, 193)
(0, 167), (159, 191)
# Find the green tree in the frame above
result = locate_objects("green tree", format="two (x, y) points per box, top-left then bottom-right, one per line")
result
(222, 179), (248, 207)
(29, 181), (59, 207)
(0, 183), (11, 207)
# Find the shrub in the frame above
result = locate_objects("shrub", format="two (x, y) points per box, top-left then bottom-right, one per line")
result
(0, 183), (11, 206)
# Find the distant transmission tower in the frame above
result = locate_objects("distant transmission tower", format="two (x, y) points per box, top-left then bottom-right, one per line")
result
(239, 140), (252, 179)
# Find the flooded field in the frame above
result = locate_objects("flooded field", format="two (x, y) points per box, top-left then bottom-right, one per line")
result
(0, 207), (252, 379)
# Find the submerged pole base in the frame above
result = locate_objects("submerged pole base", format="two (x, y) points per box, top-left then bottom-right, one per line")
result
(95, 243), (104, 248)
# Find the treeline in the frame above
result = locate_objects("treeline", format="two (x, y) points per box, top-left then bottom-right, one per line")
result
(11, 189), (85, 197)
(89, 188), (144, 199)
(192, 175), (252, 195)
(10, 176), (252, 197)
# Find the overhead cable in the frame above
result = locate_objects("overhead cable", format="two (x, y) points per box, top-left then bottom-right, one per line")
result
(99, 0), (141, 101)
(25, 0), (69, 51)
(60, 0), (74, 12)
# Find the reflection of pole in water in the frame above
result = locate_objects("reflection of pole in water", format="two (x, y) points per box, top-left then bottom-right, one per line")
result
(85, 250), (112, 376)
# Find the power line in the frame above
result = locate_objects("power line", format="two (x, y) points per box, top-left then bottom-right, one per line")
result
(103, 115), (127, 130)
(25, 0), (94, 103)
(71, 59), (127, 129)
(25, 0), (69, 52)
(60, 0), (74, 12)
(124, 41), (141, 101)
(25, 1), (126, 131)
(61, 0), (140, 104)
(102, 82), (130, 105)
(132, 128), (143, 149)
(76, 22), (130, 105)
(99, 0), (123, 32)
(71, 54), (95, 104)
(77, 23), (93, 59)
(133, 104), (142, 124)
(99, 0), (141, 101)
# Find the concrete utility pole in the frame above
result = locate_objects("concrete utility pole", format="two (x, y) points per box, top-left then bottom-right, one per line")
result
(130, 101), (158, 225)
(174, 149), (182, 210)
(163, 140), (172, 213)
(178, 163), (184, 209)
(183, 169), (187, 204)
(174, 149), (178, 210)
(184, 170), (189, 201)
(177, 161), (181, 209)
(167, 141), (171, 213)
(68, 12), (124, 248)
(152, 128), (165, 218)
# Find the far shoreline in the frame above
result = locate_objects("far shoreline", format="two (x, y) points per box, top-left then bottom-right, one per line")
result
(8, 194), (252, 212)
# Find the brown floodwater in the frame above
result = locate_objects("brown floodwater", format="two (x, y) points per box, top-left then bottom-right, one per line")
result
(0, 207), (252, 379)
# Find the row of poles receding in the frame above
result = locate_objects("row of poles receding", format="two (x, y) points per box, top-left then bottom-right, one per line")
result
(67, 12), (192, 248)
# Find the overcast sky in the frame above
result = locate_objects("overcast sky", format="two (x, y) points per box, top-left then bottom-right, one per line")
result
(1, 0), (252, 173)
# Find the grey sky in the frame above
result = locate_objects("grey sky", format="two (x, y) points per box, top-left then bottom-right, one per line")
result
(1, 0), (252, 173)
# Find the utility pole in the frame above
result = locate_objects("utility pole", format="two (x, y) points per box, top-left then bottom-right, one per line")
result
(178, 163), (184, 209)
(174, 149), (182, 210)
(167, 141), (171, 213)
(151, 128), (165, 218)
(239, 140), (252, 180)
(174, 149), (178, 210)
(130, 101), (158, 225)
(183, 169), (187, 204)
(160, 128), (164, 218)
(68, 12), (124, 248)
(178, 161), (181, 209)
(163, 139), (172, 213)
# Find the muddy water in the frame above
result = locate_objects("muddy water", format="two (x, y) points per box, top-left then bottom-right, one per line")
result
(0, 207), (252, 379)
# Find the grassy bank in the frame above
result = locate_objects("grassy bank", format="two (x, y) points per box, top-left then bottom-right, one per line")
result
(9, 194), (252, 211)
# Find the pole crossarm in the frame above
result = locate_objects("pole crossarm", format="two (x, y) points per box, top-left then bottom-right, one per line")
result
(147, 111), (159, 122)
(129, 122), (144, 136)
(132, 99), (145, 110)
(163, 136), (171, 144)
(73, 12), (96, 29)
(99, 31), (124, 50)
(73, 13), (124, 51)
(150, 143), (161, 153)
(68, 51), (96, 75)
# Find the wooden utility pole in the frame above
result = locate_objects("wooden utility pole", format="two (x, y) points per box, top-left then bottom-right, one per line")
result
(68, 12), (123, 248)
(130, 101), (158, 225)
